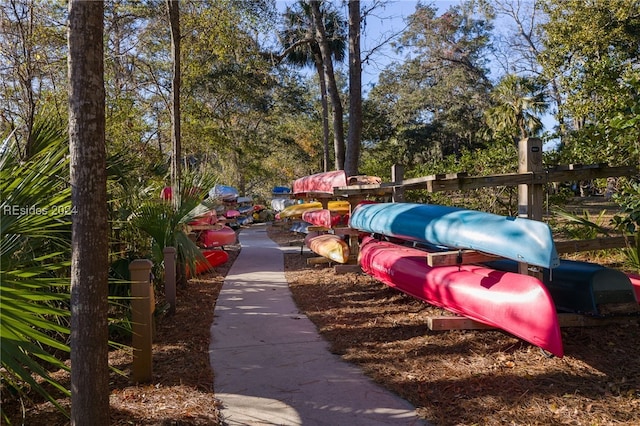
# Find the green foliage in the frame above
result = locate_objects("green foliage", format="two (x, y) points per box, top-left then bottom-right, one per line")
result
(128, 171), (219, 285)
(553, 208), (612, 240)
(365, 0), (494, 168)
(485, 74), (548, 141)
(612, 180), (640, 235)
(1, 118), (72, 419)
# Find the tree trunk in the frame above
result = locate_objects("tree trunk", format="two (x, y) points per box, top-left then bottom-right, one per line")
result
(310, 0), (345, 171)
(67, 1), (109, 424)
(167, 0), (181, 204)
(345, 0), (362, 177)
(314, 53), (331, 172)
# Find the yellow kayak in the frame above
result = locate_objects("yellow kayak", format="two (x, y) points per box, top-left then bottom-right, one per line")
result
(277, 200), (350, 219)
(304, 233), (350, 264)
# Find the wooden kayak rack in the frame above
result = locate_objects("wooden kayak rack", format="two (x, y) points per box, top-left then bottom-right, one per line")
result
(428, 313), (640, 331)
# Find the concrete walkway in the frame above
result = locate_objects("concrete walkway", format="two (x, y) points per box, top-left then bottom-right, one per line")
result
(210, 224), (429, 426)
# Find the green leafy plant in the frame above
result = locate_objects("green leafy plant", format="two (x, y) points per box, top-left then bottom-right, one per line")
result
(1, 118), (73, 420)
(129, 172), (219, 287)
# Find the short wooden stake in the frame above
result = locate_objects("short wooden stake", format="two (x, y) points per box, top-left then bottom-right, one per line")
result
(163, 247), (176, 315)
(129, 259), (154, 383)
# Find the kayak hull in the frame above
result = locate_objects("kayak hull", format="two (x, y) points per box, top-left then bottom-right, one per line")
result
(629, 274), (640, 302)
(350, 202), (559, 269)
(487, 259), (640, 316)
(200, 226), (236, 248)
(305, 233), (350, 264)
(277, 201), (350, 220)
(302, 209), (349, 229)
(358, 236), (564, 357)
(188, 249), (229, 277)
(293, 170), (347, 195)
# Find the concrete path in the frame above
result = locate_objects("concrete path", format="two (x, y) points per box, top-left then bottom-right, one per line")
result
(210, 224), (429, 426)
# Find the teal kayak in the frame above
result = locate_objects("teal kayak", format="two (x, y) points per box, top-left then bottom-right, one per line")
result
(349, 202), (559, 269)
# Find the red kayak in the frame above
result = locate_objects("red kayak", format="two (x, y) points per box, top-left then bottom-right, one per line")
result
(187, 249), (229, 277)
(200, 225), (236, 248)
(301, 209), (349, 229)
(358, 236), (564, 357)
(293, 170), (348, 196)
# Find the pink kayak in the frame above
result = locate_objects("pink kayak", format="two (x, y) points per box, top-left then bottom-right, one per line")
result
(200, 225), (236, 248)
(305, 233), (350, 264)
(224, 209), (240, 219)
(627, 274), (640, 302)
(293, 170), (348, 195)
(301, 209), (349, 228)
(358, 236), (564, 357)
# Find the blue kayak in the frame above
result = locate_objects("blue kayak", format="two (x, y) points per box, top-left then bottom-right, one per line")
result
(349, 202), (560, 269)
(486, 258), (639, 316)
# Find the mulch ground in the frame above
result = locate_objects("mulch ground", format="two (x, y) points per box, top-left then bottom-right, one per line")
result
(3, 215), (640, 425)
(268, 225), (640, 426)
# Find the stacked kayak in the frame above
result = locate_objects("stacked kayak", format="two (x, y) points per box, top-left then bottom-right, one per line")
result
(350, 201), (565, 356)
(350, 202), (559, 269)
(200, 225), (236, 248)
(486, 259), (640, 315)
(276, 200), (350, 220)
(293, 170), (348, 196)
(305, 233), (350, 264)
(302, 209), (350, 229)
(359, 236), (564, 357)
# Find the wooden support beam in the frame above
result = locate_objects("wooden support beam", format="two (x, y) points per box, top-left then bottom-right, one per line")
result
(334, 264), (362, 274)
(427, 316), (495, 331)
(557, 313), (639, 327)
(332, 227), (360, 236)
(427, 313), (639, 331)
(555, 235), (635, 253)
(307, 256), (332, 265)
(426, 250), (500, 267)
(307, 225), (329, 232)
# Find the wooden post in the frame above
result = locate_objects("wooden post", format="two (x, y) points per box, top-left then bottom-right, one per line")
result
(518, 138), (544, 278)
(129, 259), (153, 383)
(163, 247), (176, 315)
(518, 138), (543, 220)
(391, 164), (405, 202)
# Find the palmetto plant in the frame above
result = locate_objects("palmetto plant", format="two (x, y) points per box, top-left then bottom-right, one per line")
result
(129, 172), (219, 287)
(1, 118), (73, 419)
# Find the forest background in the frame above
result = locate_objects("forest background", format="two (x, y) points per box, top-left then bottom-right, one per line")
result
(1, 0), (640, 423)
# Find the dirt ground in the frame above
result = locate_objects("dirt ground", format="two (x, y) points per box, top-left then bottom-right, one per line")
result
(3, 197), (640, 425)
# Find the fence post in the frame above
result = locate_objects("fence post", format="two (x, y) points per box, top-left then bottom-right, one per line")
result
(391, 164), (405, 203)
(163, 247), (176, 315)
(129, 259), (154, 383)
(518, 138), (544, 278)
(518, 137), (543, 220)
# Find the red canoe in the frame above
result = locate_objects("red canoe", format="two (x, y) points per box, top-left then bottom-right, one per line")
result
(358, 236), (564, 357)
(293, 170), (348, 196)
(188, 249), (229, 277)
(301, 209), (349, 229)
(200, 225), (236, 248)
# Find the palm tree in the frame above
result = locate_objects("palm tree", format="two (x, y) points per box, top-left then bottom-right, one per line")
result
(1, 118), (73, 418)
(485, 74), (548, 142)
(279, 0), (346, 171)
